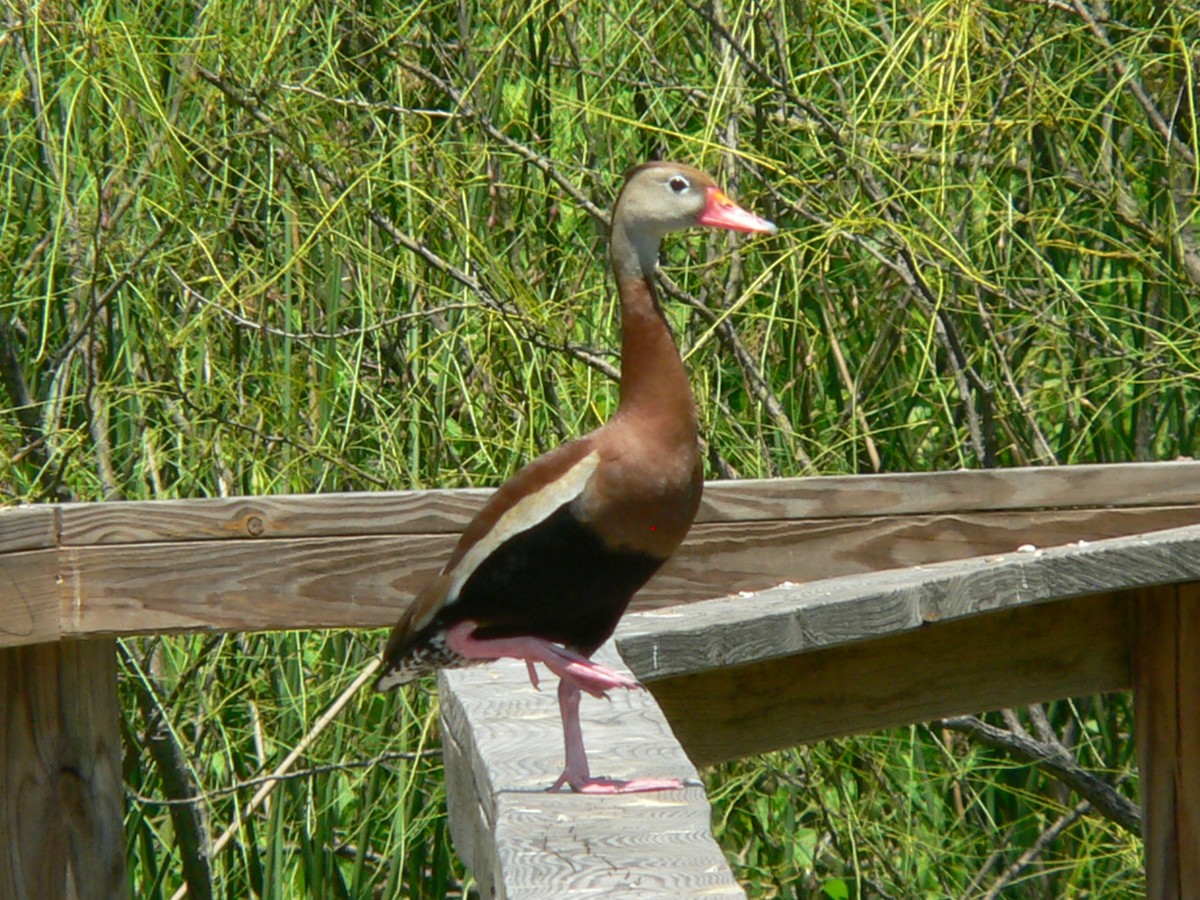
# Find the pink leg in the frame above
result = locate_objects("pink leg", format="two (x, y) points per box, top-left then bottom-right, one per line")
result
(443, 621), (682, 793)
(444, 620), (639, 698)
(548, 680), (684, 794)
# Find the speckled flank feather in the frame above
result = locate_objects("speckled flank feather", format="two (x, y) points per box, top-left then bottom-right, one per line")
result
(374, 633), (478, 690)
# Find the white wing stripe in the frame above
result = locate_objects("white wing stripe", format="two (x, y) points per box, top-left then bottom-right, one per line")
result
(447, 451), (601, 600)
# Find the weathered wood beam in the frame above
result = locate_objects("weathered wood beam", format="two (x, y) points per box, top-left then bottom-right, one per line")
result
(0, 505), (61, 646)
(1133, 583), (1200, 900)
(438, 644), (743, 899)
(0, 506), (1195, 646)
(47, 461), (1200, 545)
(620, 524), (1200, 680)
(628, 592), (1130, 765)
(0, 548), (62, 646)
(0, 504), (58, 553)
(5, 463), (1200, 646)
(655, 504), (1200, 608)
(0, 466), (1195, 898)
(0, 639), (126, 900)
(617, 524), (1200, 762)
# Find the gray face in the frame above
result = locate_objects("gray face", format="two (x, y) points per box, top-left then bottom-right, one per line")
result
(616, 164), (712, 238)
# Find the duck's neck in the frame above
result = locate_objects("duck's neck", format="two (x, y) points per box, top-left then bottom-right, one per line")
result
(609, 220), (697, 432)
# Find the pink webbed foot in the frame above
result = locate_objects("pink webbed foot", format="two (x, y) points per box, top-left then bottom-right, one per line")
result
(548, 771), (685, 794)
(548, 679), (683, 794)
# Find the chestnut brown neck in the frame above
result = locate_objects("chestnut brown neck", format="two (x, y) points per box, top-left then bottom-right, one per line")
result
(606, 200), (698, 444)
(612, 276), (689, 422)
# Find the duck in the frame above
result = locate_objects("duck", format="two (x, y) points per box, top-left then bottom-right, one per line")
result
(375, 161), (776, 793)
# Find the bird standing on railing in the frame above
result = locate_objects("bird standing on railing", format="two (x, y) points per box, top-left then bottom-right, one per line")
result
(375, 161), (775, 792)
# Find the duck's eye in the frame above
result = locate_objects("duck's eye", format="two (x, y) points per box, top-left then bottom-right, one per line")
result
(668, 175), (690, 193)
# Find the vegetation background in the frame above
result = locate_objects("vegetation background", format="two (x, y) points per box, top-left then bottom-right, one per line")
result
(2, 0), (1197, 896)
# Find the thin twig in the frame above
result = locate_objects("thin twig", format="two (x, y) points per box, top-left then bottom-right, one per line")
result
(169, 659), (382, 900)
(166, 267), (476, 341)
(1068, 0), (1197, 167)
(200, 66), (622, 384)
(981, 797), (1093, 899)
(129, 748), (439, 808)
(697, 7), (995, 463)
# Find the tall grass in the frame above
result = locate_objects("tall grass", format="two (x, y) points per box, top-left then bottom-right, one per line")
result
(2, 0), (1196, 895)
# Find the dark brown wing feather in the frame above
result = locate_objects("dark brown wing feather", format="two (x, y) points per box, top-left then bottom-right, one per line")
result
(378, 437), (603, 676)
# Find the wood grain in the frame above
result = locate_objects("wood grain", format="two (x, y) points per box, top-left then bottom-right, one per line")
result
(619, 523), (1200, 681)
(59, 535), (453, 635)
(57, 489), (492, 545)
(0, 639), (126, 900)
(0, 550), (64, 649)
(636, 592), (1131, 766)
(0, 505), (58, 553)
(41, 460), (1200, 546)
(697, 459), (1200, 522)
(3, 465), (1198, 897)
(438, 644), (744, 899)
(30, 506), (1200, 641)
(651, 504), (1200, 607)
(0, 464), (1194, 644)
(1133, 583), (1200, 900)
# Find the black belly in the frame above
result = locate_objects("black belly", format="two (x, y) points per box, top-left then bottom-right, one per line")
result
(446, 503), (665, 654)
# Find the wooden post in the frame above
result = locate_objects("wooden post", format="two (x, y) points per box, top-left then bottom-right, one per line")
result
(0, 639), (127, 900)
(1133, 583), (1200, 900)
(439, 643), (745, 899)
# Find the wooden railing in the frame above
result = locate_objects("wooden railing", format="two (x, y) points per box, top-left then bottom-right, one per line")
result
(3, 461), (1199, 898)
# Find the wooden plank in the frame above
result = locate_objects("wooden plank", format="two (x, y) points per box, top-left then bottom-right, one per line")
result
(59, 535), (453, 635)
(618, 525), (1200, 765)
(0, 549), (63, 648)
(50, 460), (1200, 546)
(698, 459), (1200, 522)
(0, 638), (126, 899)
(656, 504), (1200, 605)
(1133, 583), (1200, 900)
(439, 644), (744, 899)
(57, 489), (491, 545)
(620, 523), (1200, 681)
(0, 505), (59, 553)
(632, 592), (1130, 766)
(45, 506), (1200, 640)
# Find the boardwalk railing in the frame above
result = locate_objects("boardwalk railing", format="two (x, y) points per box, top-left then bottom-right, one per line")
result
(2, 461), (1199, 898)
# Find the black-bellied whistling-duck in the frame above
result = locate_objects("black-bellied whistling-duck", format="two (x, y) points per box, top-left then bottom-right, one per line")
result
(375, 161), (775, 793)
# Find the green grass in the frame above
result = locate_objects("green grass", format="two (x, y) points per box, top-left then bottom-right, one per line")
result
(3, 0), (1196, 895)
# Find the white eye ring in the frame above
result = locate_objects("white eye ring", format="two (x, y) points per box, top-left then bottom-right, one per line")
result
(668, 175), (690, 193)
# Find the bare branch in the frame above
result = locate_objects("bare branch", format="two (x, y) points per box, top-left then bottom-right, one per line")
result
(940, 714), (1140, 834)
(119, 643), (214, 900)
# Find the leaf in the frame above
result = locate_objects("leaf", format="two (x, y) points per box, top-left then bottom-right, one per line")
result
(822, 878), (850, 900)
